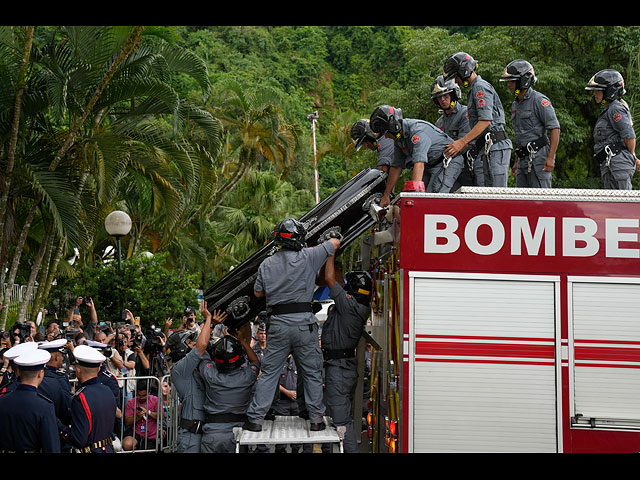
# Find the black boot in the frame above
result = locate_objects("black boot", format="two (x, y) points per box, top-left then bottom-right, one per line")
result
(309, 421), (326, 431)
(243, 420), (262, 432)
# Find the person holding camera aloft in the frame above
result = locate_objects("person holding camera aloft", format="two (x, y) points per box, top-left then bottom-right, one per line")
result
(166, 299), (228, 453)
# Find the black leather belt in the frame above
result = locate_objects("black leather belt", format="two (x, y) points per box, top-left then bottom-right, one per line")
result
(594, 141), (626, 165)
(204, 412), (247, 424)
(267, 302), (313, 315)
(515, 136), (549, 158)
(323, 348), (356, 360)
(180, 418), (204, 434)
(474, 129), (509, 153)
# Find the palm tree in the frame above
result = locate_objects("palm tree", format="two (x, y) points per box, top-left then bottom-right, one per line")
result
(213, 169), (315, 270)
(0, 26), (224, 328)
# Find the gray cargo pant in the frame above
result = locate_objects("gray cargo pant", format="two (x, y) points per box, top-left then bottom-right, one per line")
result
(246, 321), (325, 424)
(601, 151), (636, 190)
(516, 145), (553, 188)
(481, 148), (512, 187)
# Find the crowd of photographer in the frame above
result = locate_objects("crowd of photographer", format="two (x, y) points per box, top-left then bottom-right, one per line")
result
(0, 296), (219, 453)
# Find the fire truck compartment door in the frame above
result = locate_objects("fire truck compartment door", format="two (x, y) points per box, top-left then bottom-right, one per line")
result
(410, 272), (560, 453)
(569, 277), (640, 429)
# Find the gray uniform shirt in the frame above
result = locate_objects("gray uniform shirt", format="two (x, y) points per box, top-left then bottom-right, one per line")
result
(391, 118), (453, 169)
(254, 241), (335, 326)
(170, 347), (210, 422)
(376, 136), (394, 168)
(436, 103), (475, 154)
(510, 88), (560, 149)
(594, 99), (636, 154)
(199, 359), (260, 415)
(321, 283), (370, 364)
(466, 75), (512, 151)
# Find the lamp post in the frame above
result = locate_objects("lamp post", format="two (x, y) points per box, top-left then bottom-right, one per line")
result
(104, 211), (132, 271)
(104, 210), (132, 352)
(307, 111), (320, 204)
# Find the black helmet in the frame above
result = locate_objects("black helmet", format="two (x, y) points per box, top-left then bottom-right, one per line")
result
(272, 217), (307, 251)
(213, 335), (244, 372)
(350, 119), (377, 151)
(431, 75), (462, 109)
(499, 59), (537, 95)
(344, 270), (373, 305)
(585, 69), (626, 103)
(165, 330), (196, 362)
(369, 105), (403, 138)
(443, 52), (478, 84)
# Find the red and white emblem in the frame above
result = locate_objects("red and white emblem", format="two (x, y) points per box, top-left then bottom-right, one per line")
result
(476, 90), (485, 99)
(478, 99), (486, 108)
(541, 99), (550, 107)
(411, 135), (420, 144)
(613, 113), (622, 122)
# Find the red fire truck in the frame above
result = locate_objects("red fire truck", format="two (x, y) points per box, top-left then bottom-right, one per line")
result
(363, 186), (640, 453)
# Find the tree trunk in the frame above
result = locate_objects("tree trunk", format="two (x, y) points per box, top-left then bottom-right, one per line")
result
(30, 231), (55, 324)
(0, 26), (35, 292)
(18, 228), (50, 323)
(0, 195), (40, 329)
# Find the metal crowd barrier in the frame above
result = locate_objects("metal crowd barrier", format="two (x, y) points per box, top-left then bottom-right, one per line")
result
(71, 373), (182, 453)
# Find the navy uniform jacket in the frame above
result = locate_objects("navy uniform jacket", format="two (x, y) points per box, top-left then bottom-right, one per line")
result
(0, 384), (61, 453)
(98, 364), (121, 402)
(39, 366), (72, 426)
(64, 376), (117, 450)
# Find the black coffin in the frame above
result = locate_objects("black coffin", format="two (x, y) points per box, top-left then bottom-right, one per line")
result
(203, 167), (389, 331)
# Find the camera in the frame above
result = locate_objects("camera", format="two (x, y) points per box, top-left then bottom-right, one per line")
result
(11, 322), (32, 343)
(143, 325), (164, 356)
(131, 331), (143, 349)
(63, 327), (81, 342)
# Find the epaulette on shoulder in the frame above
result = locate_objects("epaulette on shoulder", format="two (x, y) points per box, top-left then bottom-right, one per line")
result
(74, 386), (86, 396)
(101, 370), (114, 378)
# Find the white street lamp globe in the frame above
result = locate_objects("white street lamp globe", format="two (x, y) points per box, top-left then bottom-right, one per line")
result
(104, 210), (132, 237)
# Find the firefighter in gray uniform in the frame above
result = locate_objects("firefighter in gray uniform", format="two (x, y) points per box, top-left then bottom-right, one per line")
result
(243, 217), (340, 432)
(350, 118), (395, 173)
(431, 74), (480, 188)
(167, 300), (227, 453)
(585, 68), (640, 190)
(369, 105), (465, 207)
(443, 52), (513, 188)
(198, 323), (260, 453)
(321, 253), (371, 453)
(499, 59), (560, 188)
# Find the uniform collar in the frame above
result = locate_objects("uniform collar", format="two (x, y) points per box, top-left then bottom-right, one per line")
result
(17, 383), (37, 392)
(81, 376), (100, 388)
(517, 88), (534, 103)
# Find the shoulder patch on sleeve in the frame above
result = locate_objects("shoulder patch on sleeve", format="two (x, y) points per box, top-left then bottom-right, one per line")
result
(541, 99), (550, 107)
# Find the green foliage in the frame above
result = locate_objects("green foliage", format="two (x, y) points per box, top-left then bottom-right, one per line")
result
(48, 252), (200, 329)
